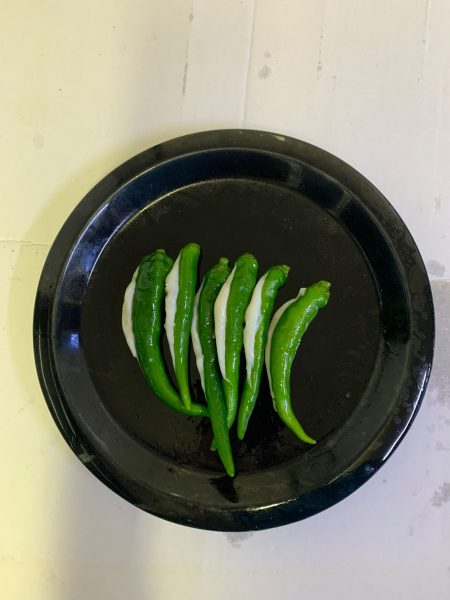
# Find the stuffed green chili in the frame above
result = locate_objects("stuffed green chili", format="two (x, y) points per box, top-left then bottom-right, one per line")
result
(214, 253), (258, 429)
(192, 258), (235, 476)
(265, 280), (331, 444)
(237, 264), (290, 440)
(165, 243), (201, 409)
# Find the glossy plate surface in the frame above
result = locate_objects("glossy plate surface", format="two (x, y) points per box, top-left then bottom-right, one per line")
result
(34, 130), (434, 530)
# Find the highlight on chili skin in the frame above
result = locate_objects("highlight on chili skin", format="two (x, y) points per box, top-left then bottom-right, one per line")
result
(122, 243), (331, 476)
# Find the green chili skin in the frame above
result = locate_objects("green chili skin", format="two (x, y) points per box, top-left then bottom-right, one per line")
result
(197, 258), (235, 477)
(133, 250), (208, 418)
(266, 280), (331, 444)
(237, 265), (290, 440)
(166, 243), (201, 410)
(217, 253), (259, 429)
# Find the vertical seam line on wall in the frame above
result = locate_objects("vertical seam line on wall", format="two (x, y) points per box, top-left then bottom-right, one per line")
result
(242, 0), (257, 127)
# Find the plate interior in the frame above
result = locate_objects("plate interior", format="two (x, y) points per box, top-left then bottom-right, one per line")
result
(81, 178), (381, 473)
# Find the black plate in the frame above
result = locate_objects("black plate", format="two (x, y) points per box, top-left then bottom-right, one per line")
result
(34, 130), (434, 531)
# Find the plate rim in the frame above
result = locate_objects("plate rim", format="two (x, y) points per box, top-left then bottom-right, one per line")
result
(33, 128), (435, 530)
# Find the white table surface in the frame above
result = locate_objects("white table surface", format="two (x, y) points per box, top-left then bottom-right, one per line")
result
(2, 1), (450, 598)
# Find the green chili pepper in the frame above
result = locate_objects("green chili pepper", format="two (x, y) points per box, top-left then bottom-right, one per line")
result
(165, 243), (201, 410)
(237, 264), (290, 440)
(214, 253), (259, 429)
(265, 280), (331, 444)
(191, 257), (235, 477)
(132, 249), (208, 418)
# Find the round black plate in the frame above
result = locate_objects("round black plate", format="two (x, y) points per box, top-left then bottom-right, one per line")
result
(34, 130), (434, 531)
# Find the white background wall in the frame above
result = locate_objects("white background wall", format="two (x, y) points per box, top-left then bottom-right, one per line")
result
(1, 1), (449, 598)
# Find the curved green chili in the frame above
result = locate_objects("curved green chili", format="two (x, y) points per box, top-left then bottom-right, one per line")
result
(165, 242), (201, 409)
(132, 249), (208, 418)
(193, 257), (235, 477)
(265, 280), (331, 444)
(237, 264), (290, 440)
(214, 253), (258, 429)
